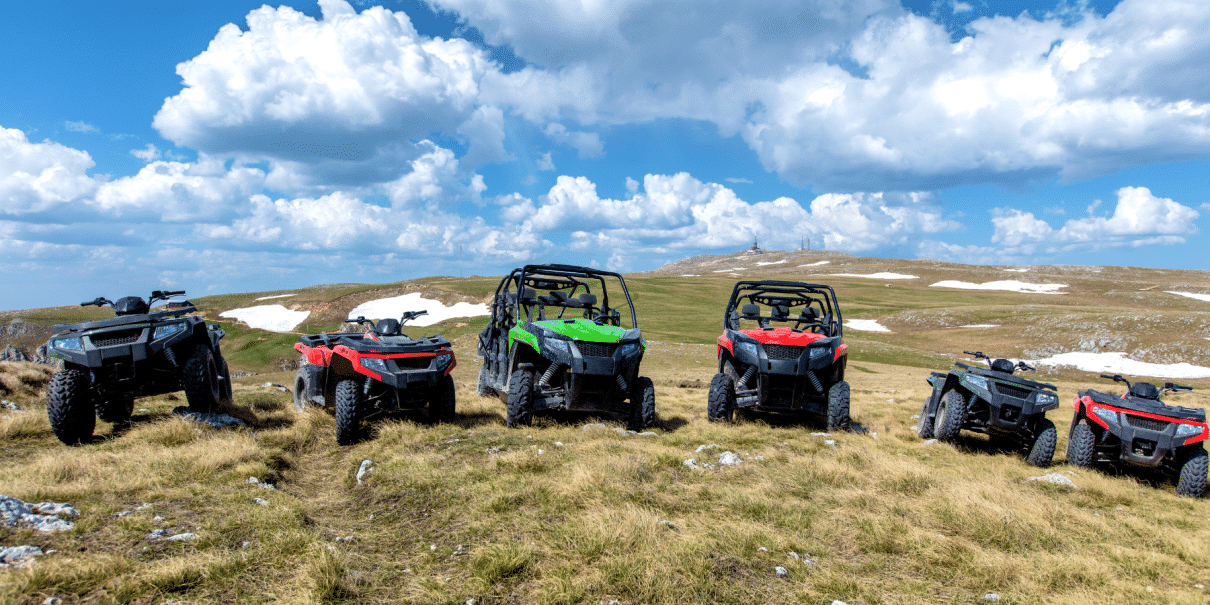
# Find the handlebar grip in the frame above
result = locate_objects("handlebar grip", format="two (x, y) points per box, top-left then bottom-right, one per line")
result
(963, 350), (976, 355)
(1099, 374), (1117, 380)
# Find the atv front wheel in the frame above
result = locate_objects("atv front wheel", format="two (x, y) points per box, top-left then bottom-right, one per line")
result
(628, 376), (655, 431)
(218, 357), (234, 406)
(432, 374), (457, 423)
(506, 369), (534, 428)
(707, 373), (735, 422)
(293, 364), (324, 412)
(47, 369), (95, 445)
(1024, 418), (1057, 467)
(1176, 448), (1208, 498)
(335, 379), (363, 445)
(826, 380), (850, 430)
(182, 345), (223, 414)
(933, 390), (966, 442)
(96, 396), (133, 424)
(1066, 421), (1096, 468)
(916, 397), (934, 439)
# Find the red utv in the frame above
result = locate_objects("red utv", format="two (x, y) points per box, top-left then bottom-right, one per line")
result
(708, 280), (850, 429)
(293, 310), (457, 445)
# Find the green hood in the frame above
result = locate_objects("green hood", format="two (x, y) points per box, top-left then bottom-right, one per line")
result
(509, 318), (636, 354)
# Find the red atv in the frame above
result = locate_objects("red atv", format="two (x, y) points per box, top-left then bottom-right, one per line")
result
(709, 280), (850, 429)
(1068, 374), (1207, 497)
(293, 311), (457, 445)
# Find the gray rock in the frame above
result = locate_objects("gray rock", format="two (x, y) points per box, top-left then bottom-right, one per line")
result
(356, 460), (374, 484)
(1, 400), (20, 411)
(923, 439), (939, 445)
(718, 451), (742, 466)
(810, 432), (832, 437)
(682, 459), (699, 470)
(1028, 473), (1076, 488)
(41, 597), (63, 605)
(253, 498), (269, 506)
(0, 545), (43, 567)
(581, 423), (608, 431)
(774, 566), (788, 576)
(165, 533), (199, 542)
(984, 593), (1002, 601)
(0, 495), (77, 532)
(146, 528), (173, 540)
(823, 440), (837, 447)
(636, 432), (658, 437)
(695, 444), (719, 453)
(171, 407), (247, 428)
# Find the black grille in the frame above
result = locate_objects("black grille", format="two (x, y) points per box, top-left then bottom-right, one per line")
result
(91, 329), (142, 348)
(576, 342), (617, 358)
(394, 357), (432, 370)
(764, 344), (804, 360)
(1125, 415), (1170, 432)
(994, 382), (1032, 400)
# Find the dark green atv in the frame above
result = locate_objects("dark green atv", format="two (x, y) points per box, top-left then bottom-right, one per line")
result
(477, 264), (654, 430)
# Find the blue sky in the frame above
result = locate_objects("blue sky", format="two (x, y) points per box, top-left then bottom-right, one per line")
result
(2, 0), (1208, 310)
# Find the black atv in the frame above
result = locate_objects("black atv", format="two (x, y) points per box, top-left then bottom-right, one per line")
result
(44, 290), (232, 444)
(918, 351), (1059, 466)
(1068, 374), (1207, 497)
(707, 280), (850, 429)
(293, 310), (457, 445)
(477, 264), (654, 431)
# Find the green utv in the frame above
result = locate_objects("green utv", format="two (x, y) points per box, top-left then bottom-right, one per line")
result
(477, 264), (655, 430)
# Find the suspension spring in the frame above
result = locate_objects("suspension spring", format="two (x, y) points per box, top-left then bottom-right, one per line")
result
(539, 363), (561, 387)
(807, 371), (823, 393)
(163, 346), (178, 368)
(615, 374), (629, 392)
(738, 365), (756, 388)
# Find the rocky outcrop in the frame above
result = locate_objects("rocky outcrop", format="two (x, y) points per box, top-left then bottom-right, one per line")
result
(0, 344), (61, 368)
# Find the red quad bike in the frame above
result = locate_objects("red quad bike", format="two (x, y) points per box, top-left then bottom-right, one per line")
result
(1068, 374), (1207, 497)
(293, 310), (457, 445)
(708, 280), (850, 429)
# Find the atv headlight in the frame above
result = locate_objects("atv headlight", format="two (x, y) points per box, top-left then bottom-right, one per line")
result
(360, 357), (389, 373)
(53, 337), (83, 351)
(1036, 392), (1057, 405)
(544, 339), (571, 357)
(1091, 406), (1118, 426)
(809, 347), (829, 361)
(619, 342), (641, 357)
(435, 353), (452, 369)
(964, 375), (988, 391)
(736, 341), (759, 360)
(153, 322), (185, 339)
(1175, 423), (1205, 438)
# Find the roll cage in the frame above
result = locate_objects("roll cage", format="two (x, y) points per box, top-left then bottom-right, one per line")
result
(488, 264), (638, 329)
(724, 280), (842, 337)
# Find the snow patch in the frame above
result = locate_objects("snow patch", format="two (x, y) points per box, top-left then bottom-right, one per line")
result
(845, 319), (891, 333)
(680, 274), (699, 277)
(756, 260), (786, 266)
(348, 293), (488, 327)
(711, 267), (744, 273)
(829, 272), (918, 280)
(254, 293), (296, 301)
(1029, 352), (1210, 379)
(930, 280), (1067, 294)
(220, 305), (310, 332)
(1003, 268), (1030, 273)
(1166, 291), (1210, 302)
(798, 261), (830, 267)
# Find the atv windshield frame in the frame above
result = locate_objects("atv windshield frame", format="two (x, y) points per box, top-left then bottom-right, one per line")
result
(723, 280), (843, 337)
(490, 264), (639, 329)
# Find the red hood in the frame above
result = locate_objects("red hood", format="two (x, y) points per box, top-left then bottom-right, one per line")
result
(739, 327), (827, 346)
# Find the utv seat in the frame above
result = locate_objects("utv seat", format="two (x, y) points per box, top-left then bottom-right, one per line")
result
(795, 307), (821, 332)
(770, 304), (790, 322)
(579, 293), (598, 318)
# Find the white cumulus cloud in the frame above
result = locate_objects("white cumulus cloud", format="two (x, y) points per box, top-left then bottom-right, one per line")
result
(0, 127), (102, 214)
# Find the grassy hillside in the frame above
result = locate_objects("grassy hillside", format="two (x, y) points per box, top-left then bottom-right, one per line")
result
(2, 254), (1210, 604)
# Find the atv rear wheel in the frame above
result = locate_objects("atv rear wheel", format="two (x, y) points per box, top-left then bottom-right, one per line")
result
(432, 374), (457, 423)
(96, 396), (134, 424)
(506, 369), (534, 428)
(47, 369), (95, 445)
(826, 380), (851, 430)
(1066, 421), (1096, 468)
(1024, 418), (1057, 467)
(707, 373), (735, 422)
(916, 397), (934, 439)
(218, 357), (234, 406)
(293, 364), (324, 412)
(335, 379), (363, 445)
(933, 390), (966, 442)
(628, 376), (655, 431)
(1176, 448), (1208, 498)
(182, 344), (223, 414)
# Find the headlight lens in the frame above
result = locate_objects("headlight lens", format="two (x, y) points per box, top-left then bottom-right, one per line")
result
(360, 357), (388, 373)
(53, 337), (83, 351)
(1036, 392), (1057, 405)
(619, 342), (641, 357)
(1175, 423), (1205, 438)
(1092, 406), (1118, 425)
(435, 353), (452, 369)
(736, 341), (759, 360)
(809, 347), (829, 361)
(154, 322), (185, 339)
(544, 339), (570, 357)
(964, 375), (988, 391)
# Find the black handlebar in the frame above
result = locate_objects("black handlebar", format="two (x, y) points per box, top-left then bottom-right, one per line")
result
(1100, 373), (1128, 385)
(1016, 361), (1035, 372)
(964, 350), (990, 360)
(400, 310), (428, 323)
(81, 297), (113, 308)
(1164, 382), (1193, 392)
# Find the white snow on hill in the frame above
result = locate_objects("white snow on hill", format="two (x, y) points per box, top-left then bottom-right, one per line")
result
(1029, 352), (1210, 379)
(829, 273), (918, 280)
(845, 319), (891, 332)
(254, 293), (296, 301)
(220, 305), (310, 332)
(957, 324), (999, 328)
(349, 293), (488, 327)
(930, 280), (1067, 294)
(755, 260), (786, 266)
(1003, 268), (1030, 273)
(1166, 291), (1210, 302)
(798, 261), (830, 267)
